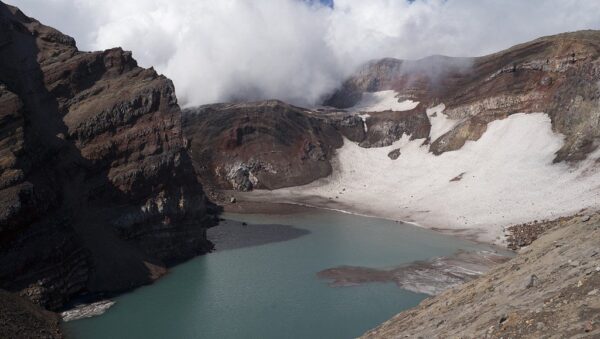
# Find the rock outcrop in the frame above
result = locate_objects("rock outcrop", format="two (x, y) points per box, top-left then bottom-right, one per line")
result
(183, 100), (364, 191)
(0, 2), (218, 311)
(358, 108), (431, 148)
(362, 214), (600, 338)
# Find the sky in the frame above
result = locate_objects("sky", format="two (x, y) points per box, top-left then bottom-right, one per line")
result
(7, 0), (600, 107)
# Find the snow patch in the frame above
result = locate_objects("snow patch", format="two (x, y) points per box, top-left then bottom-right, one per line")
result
(61, 300), (115, 322)
(351, 90), (419, 112)
(359, 114), (370, 132)
(427, 104), (460, 141)
(258, 113), (600, 245)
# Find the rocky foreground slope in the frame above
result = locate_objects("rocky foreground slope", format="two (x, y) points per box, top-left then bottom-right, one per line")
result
(0, 1), (218, 318)
(363, 213), (600, 338)
(0, 289), (63, 339)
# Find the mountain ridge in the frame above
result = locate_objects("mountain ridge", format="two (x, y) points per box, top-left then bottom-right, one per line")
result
(325, 29), (600, 162)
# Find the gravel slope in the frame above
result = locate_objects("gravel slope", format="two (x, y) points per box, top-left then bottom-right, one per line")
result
(362, 213), (600, 338)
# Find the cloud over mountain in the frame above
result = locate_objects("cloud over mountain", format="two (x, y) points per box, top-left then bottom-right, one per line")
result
(9, 0), (600, 106)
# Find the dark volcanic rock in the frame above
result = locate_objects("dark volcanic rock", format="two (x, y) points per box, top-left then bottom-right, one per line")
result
(505, 215), (576, 250)
(335, 114), (367, 143)
(0, 3), (218, 310)
(360, 108), (431, 148)
(183, 100), (364, 191)
(387, 148), (401, 160)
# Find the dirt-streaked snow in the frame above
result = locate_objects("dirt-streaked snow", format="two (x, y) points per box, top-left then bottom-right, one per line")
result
(427, 104), (460, 141)
(247, 111), (600, 245)
(351, 90), (419, 112)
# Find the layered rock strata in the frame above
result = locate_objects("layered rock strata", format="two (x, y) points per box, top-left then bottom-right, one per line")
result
(0, 2), (219, 311)
(183, 101), (365, 191)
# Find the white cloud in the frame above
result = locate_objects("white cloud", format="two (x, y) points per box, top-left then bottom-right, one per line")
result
(8, 0), (600, 107)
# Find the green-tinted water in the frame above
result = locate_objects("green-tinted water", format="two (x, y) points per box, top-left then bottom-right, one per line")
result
(65, 209), (494, 339)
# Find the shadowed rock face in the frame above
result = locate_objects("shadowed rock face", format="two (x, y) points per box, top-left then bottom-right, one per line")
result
(183, 100), (365, 191)
(326, 30), (600, 162)
(0, 3), (219, 310)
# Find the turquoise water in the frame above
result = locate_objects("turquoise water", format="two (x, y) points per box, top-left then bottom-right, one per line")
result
(65, 209), (493, 339)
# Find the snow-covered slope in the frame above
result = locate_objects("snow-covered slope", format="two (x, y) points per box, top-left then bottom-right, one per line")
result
(350, 90), (419, 112)
(247, 97), (600, 244)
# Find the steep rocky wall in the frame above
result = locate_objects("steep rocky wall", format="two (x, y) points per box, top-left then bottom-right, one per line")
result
(360, 108), (431, 148)
(0, 2), (218, 310)
(183, 101), (365, 192)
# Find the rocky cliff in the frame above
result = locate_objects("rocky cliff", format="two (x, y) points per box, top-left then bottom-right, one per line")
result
(0, 2), (218, 311)
(182, 96), (432, 193)
(183, 100), (365, 192)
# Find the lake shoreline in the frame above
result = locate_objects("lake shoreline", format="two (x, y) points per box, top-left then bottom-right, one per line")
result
(59, 217), (312, 323)
(222, 192), (507, 249)
(64, 207), (514, 339)
(224, 198), (514, 296)
(60, 199), (511, 325)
